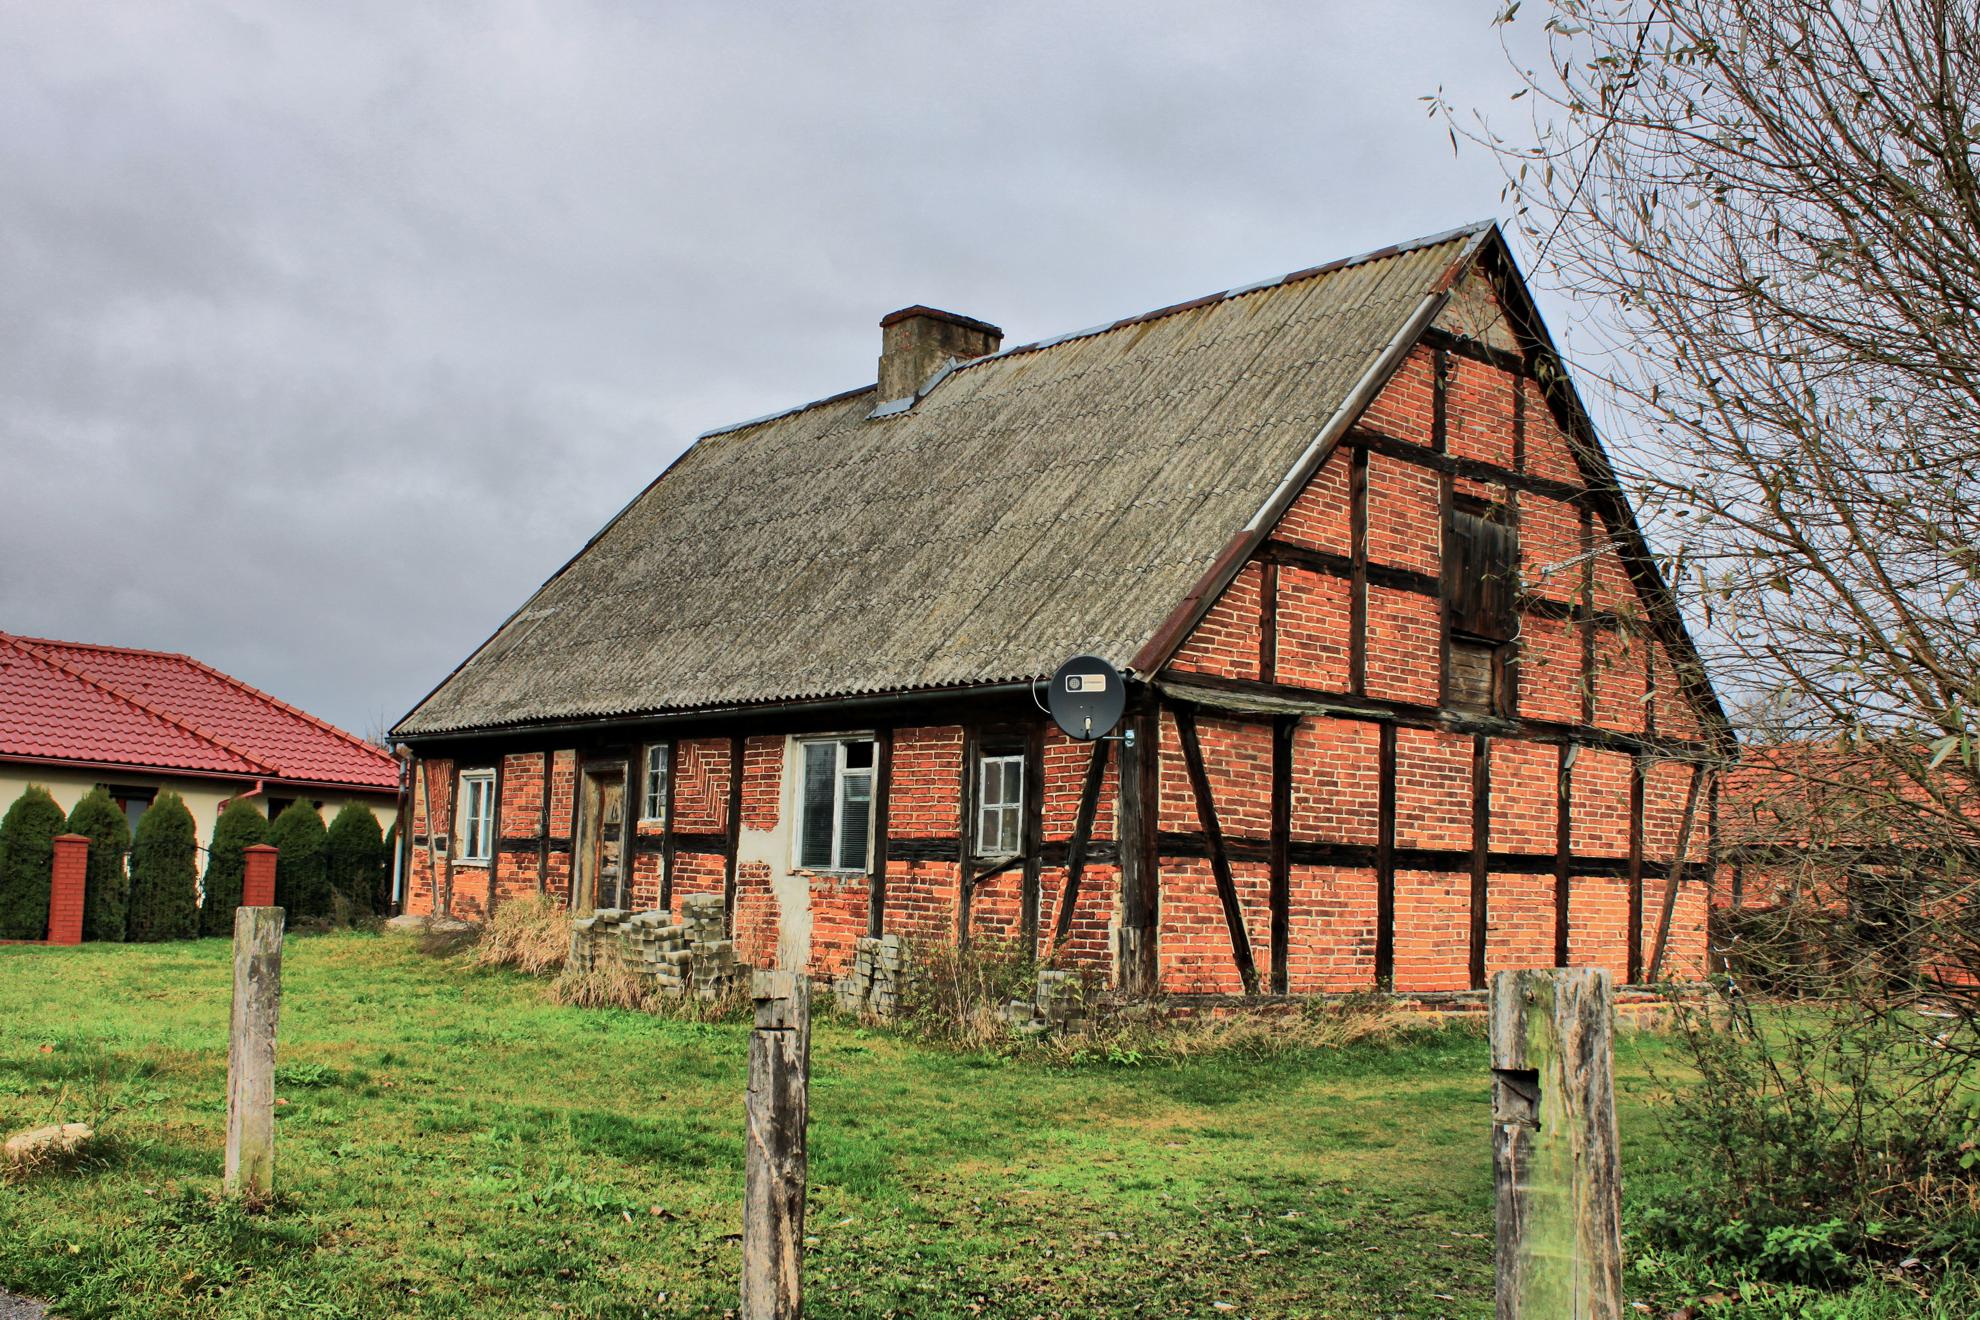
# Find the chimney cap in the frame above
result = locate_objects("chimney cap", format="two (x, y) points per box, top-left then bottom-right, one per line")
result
(879, 305), (1004, 339)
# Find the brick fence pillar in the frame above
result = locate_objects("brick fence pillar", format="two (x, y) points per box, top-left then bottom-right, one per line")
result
(243, 844), (278, 909)
(48, 834), (88, 946)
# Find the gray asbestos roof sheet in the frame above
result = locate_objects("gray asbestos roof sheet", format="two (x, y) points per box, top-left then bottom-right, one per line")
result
(395, 225), (1489, 736)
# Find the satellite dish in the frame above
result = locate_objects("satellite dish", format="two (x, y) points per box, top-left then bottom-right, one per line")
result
(1046, 655), (1126, 741)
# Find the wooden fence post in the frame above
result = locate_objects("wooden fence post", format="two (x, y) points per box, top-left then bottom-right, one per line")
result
(225, 905), (284, 1201)
(1490, 967), (1623, 1320)
(741, 969), (810, 1320)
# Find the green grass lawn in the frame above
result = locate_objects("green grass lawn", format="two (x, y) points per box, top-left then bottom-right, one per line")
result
(0, 931), (1904, 1318)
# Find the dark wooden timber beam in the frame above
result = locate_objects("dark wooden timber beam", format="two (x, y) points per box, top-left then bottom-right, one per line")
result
(659, 737), (679, 911)
(1268, 714), (1296, 995)
(1259, 558), (1280, 685)
(866, 728), (891, 939)
(1347, 427), (1585, 507)
(1051, 738), (1112, 953)
(1174, 704), (1261, 997)
(1627, 758), (1646, 983)
(1554, 744), (1573, 967)
(1156, 670), (1722, 763)
(1115, 707), (1160, 995)
(1375, 722), (1397, 987)
(956, 726), (979, 945)
(724, 735), (745, 936)
(1349, 447), (1370, 695)
(1469, 734), (1490, 991)
(535, 750), (552, 895)
(1421, 323), (1530, 376)
(1020, 721), (1046, 952)
(1645, 764), (1708, 983)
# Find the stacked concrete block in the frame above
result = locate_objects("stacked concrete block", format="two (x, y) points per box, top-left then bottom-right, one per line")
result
(682, 894), (740, 1000)
(833, 934), (905, 1017)
(565, 895), (740, 1000)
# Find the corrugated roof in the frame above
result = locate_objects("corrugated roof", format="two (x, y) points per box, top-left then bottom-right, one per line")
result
(1, 633), (400, 789)
(396, 224), (1493, 737)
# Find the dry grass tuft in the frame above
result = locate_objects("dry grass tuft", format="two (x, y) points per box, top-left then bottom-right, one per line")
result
(476, 894), (571, 975)
(550, 947), (651, 1012)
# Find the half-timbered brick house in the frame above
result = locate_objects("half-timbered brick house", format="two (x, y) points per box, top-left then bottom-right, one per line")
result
(392, 222), (1730, 996)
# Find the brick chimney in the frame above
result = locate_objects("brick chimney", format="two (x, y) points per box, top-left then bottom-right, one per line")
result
(876, 306), (1002, 403)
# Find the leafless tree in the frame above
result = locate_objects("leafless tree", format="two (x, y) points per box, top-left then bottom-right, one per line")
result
(1443, 0), (1980, 1036)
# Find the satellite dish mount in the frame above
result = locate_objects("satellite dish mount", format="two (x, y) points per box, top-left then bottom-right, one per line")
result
(1041, 655), (1131, 744)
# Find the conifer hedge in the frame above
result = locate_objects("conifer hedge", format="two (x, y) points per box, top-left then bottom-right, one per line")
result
(0, 785), (67, 940)
(127, 790), (198, 941)
(65, 787), (131, 942)
(200, 799), (269, 937)
(269, 801), (328, 919)
(325, 803), (386, 917)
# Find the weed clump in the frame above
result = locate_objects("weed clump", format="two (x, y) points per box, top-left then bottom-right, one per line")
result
(476, 893), (571, 975)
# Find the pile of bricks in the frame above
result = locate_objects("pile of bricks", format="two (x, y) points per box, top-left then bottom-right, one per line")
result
(567, 893), (741, 1000)
(682, 894), (741, 1000)
(1001, 968), (1099, 1036)
(833, 934), (904, 1017)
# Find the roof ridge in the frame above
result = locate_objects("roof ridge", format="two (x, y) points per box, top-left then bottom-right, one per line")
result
(697, 220), (1495, 441)
(1, 632), (278, 776)
(169, 650), (396, 766)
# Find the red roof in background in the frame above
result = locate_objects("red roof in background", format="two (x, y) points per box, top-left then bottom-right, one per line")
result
(0, 632), (399, 791)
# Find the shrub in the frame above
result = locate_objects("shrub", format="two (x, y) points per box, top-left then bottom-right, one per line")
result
(896, 936), (1037, 1049)
(268, 802), (328, 920)
(0, 786), (67, 940)
(126, 791), (198, 941)
(477, 894), (571, 975)
(324, 804), (386, 917)
(198, 799), (268, 937)
(65, 788), (131, 942)
(1640, 989), (1980, 1287)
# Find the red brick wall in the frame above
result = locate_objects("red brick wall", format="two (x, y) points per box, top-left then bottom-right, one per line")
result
(1291, 718), (1379, 846)
(1169, 562), (1263, 681)
(1274, 566), (1350, 689)
(1160, 856), (1269, 994)
(1276, 450), (1353, 555)
(1287, 865), (1377, 991)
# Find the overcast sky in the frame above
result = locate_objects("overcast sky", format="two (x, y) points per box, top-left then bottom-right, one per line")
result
(0, 2), (1541, 741)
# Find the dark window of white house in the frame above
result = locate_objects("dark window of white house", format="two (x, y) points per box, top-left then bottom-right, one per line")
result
(457, 770), (495, 864)
(102, 785), (155, 838)
(797, 736), (874, 872)
(975, 753), (1024, 857)
(641, 743), (670, 823)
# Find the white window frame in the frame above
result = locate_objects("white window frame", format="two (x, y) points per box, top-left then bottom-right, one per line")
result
(457, 769), (495, 865)
(792, 734), (876, 874)
(640, 743), (671, 824)
(975, 752), (1024, 859)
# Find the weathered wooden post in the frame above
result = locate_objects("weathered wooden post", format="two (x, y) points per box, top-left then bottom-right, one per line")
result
(741, 969), (810, 1320)
(1490, 967), (1624, 1320)
(224, 904), (284, 1201)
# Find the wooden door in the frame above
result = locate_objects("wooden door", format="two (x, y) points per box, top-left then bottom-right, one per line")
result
(575, 769), (628, 913)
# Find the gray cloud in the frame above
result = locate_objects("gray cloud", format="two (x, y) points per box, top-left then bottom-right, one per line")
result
(0, 1), (1530, 739)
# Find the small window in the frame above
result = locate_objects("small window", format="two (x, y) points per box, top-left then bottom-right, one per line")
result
(975, 753), (1024, 858)
(457, 770), (495, 864)
(641, 743), (671, 823)
(101, 784), (155, 838)
(796, 736), (875, 872)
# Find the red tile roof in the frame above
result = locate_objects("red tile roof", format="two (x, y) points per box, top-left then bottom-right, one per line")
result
(0, 632), (400, 791)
